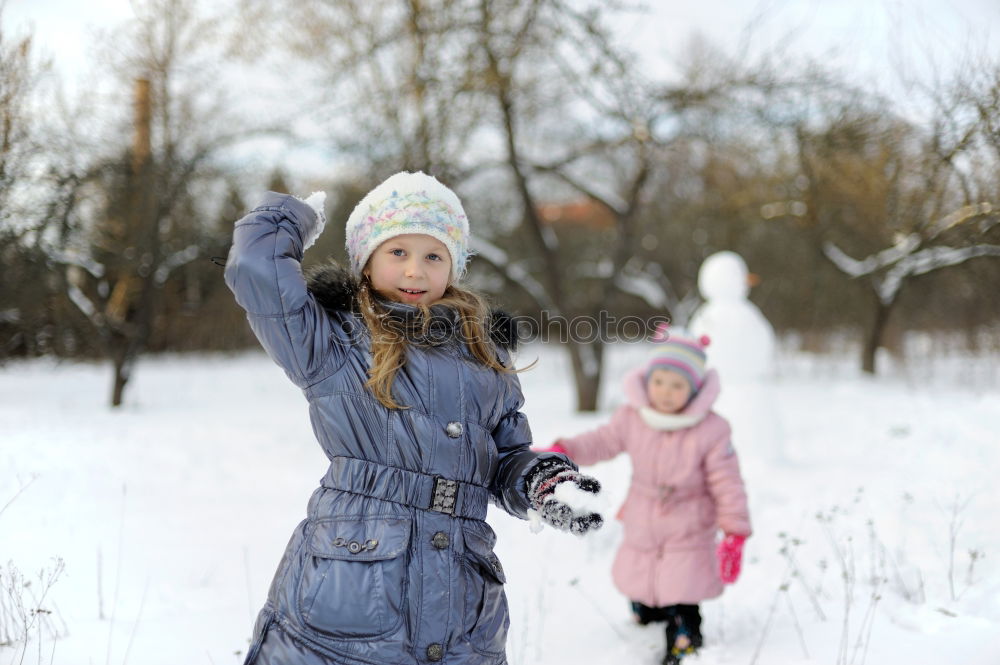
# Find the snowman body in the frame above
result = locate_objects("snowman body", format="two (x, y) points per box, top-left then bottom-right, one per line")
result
(689, 251), (783, 464)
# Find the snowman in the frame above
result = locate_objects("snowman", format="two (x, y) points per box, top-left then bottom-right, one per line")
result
(688, 251), (783, 464)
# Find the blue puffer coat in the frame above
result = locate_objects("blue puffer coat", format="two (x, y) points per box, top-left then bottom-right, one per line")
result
(225, 193), (568, 665)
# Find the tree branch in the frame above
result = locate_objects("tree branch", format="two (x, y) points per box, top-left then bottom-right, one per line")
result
(471, 236), (558, 314)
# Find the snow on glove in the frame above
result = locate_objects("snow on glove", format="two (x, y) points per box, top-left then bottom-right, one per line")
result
(526, 458), (603, 535)
(298, 191), (327, 250)
(717, 533), (747, 584)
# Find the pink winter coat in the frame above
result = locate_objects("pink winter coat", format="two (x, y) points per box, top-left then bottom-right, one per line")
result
(559, 367), (751, 606)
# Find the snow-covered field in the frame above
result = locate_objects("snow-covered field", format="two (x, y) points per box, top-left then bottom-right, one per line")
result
(2, 344), (999, 665)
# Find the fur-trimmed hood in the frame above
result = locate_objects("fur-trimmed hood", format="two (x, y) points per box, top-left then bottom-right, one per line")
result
(304, 261), (519, 351)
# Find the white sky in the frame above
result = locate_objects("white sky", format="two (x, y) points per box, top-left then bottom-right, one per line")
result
(4, 0), (999, 181)
(6, 0), (999, 87)
(5, 0), (133, 74)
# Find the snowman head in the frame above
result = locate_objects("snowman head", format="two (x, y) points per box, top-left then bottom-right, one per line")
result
(698, 251), (750, 301)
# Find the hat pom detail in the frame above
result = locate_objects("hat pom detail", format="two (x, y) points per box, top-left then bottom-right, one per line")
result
(699, 335), (711, 348)
(652, 321), (671, 342)
(642, 332), (709, 394)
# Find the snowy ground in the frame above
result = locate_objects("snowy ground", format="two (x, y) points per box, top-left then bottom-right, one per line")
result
(2, 343), (999, 665)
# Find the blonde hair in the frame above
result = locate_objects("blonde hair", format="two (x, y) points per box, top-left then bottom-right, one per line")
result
(356, 278), (520, 410)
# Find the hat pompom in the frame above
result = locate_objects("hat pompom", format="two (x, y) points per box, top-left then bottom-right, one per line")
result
(699, 335), (711, 348)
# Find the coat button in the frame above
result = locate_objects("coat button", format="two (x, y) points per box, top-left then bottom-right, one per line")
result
(426, 643), (444, 661)
(431, 531), (449, 549)
(445, 421), (463, 438)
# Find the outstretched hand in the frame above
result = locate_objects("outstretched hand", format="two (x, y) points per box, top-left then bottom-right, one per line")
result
(527, 459), (603, 535)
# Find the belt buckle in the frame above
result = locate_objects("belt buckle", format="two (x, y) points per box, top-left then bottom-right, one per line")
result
(430, 477), (458, 515)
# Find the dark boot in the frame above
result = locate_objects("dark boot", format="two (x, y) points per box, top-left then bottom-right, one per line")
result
(661, 606), (699, 664)
(677, 604), (703, 648)
(660, 630), (687, 664)
(661, 651), (681, 665)
(631, 601), (670, 626)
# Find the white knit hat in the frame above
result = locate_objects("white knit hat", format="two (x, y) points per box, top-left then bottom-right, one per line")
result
(345, 171), (471, 282)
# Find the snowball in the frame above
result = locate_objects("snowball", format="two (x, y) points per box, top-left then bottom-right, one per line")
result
(552, 481), (603, 514)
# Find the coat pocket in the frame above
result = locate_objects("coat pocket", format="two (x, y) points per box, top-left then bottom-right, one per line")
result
(461, 528), (509, 655)
(296, 516), (412, 639)
(242, 609), (274, 665)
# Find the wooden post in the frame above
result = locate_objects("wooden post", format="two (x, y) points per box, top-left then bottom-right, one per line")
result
(132, 78), (151, 173)
(109, 78), (154, 407)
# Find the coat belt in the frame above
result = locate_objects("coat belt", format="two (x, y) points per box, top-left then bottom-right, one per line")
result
(320, 456), (489, 520)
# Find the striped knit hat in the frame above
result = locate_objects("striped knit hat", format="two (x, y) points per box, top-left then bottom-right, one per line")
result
(644, 333), (710, 394)
(345, 171), (471, 283)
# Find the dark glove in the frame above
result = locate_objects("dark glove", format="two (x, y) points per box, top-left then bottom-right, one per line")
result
(526, 458), (604, 535)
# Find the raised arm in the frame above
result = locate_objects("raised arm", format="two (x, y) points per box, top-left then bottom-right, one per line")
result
(224, 192), (347, 387)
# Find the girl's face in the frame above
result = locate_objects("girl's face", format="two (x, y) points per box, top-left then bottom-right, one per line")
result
(646, 368), (693, 414)
(364, 234), (452, 305)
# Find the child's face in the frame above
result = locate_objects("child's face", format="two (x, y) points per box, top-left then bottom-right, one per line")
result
(646, 368), (693, 414)
(364, 234), (452, 305)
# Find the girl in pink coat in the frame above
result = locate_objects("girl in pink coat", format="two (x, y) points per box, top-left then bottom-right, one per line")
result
(547, 333), (751, 665)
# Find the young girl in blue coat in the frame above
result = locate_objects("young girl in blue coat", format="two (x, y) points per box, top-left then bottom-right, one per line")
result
(225, 172), (603, 665)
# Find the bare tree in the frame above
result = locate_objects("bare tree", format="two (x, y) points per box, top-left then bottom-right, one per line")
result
(795, 94), (1000, 373)
(463, 0), (671, 409)
(697, 46), (1000, 372)
(52, 0), (248, 405)
(0, 12), (43, 221)
(236, 1), (1000, 387)
(238, 0), (682, 410)
(233, 0), (489, 178)
(0, 12), (71, 358)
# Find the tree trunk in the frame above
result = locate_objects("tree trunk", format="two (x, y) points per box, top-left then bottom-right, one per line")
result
(862, 294), (897, 374)
(106, 77), (154, 409)
(568, 339), (604, 411)
(111, 345), (130, 407)
(111, 366), (128, 407)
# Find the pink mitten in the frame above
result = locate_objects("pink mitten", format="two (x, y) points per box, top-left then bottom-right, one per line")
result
(717, 533), (747, 584)
(532, 441), (568, 455)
